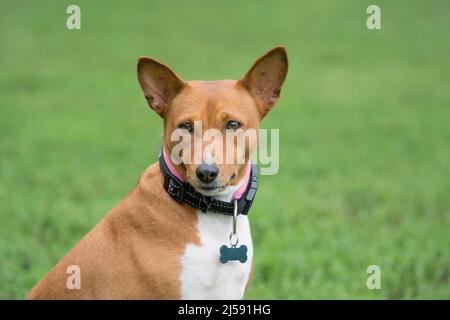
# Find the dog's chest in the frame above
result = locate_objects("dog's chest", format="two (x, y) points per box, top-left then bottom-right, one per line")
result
(180, 210), (253, 299)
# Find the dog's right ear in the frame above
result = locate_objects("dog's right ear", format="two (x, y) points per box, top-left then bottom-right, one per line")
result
(137, 57), (185, 116)
(239, 46), (288, 118)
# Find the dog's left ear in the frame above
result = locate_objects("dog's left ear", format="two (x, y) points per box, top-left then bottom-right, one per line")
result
(239, 46), (288, 118)
(137, 56), (185, 117)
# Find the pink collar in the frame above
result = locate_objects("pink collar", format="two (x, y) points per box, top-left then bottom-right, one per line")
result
(162, 148), (251, 200)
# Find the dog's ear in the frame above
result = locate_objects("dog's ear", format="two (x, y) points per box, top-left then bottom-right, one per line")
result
(239, 46), (288, 118)
(137, 57), (185, 117)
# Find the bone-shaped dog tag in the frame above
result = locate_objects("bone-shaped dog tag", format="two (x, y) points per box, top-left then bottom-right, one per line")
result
(219, 244), (248, 264)
(219, 200), (248, 264)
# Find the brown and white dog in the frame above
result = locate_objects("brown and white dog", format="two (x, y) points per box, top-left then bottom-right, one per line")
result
(27, 46), (288, 299)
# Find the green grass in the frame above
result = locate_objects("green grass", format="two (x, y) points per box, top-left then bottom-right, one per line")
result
(1, 0), (449, 299)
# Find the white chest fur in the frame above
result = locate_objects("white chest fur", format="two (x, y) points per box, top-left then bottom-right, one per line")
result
(180, 210), (253, 300)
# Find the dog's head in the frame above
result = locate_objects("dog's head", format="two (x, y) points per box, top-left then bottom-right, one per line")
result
(137, 46), (288, 197)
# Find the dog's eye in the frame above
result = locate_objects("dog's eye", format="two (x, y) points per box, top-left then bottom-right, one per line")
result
(178, 122), (193, 133)
(226, 120), (241, 131)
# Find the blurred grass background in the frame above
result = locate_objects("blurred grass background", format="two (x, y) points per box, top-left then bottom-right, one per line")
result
(0, 0), (449, 299)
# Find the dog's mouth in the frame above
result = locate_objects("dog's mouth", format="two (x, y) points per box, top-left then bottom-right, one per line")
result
(196, 183), (226, 195)
(194, 174), (236, 195)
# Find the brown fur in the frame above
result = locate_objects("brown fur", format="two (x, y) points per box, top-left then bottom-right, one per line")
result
(28, 165), (199, 299)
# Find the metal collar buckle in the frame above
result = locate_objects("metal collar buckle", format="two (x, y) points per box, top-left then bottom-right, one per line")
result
(166, 177), (184, 203)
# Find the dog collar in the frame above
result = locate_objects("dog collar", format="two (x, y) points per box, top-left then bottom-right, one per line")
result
(159, 148), (258, 216)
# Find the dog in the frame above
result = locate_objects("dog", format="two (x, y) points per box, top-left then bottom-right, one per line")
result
(27, 46), (288, 299)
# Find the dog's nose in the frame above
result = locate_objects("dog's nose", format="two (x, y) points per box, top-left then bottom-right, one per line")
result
(196, 164), (219, 184)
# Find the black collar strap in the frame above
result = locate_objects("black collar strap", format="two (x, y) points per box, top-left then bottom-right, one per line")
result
(159, 150), (258, 216)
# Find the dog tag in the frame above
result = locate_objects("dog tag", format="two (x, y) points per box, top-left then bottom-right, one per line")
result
(219, 200), (247, 264)
(220, 244), (248, 264)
